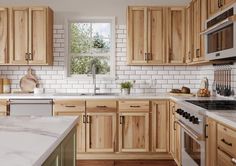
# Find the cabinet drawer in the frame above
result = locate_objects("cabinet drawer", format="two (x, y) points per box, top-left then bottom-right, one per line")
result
(118, 100), (149, 112)
(217, 124), (236, 157)
(86, 100), (117, 112)
(217, 149), (234, 166)
(53, 100), (85, 113)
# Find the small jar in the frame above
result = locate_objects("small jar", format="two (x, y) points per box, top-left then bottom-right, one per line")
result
(3, 78), (11, 93)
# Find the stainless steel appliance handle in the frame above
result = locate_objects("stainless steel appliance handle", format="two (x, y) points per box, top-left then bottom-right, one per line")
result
(177, 120), (203, 141)
(9, 100), (53, 104)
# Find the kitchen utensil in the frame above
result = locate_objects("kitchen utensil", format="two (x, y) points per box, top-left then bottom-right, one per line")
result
(20, 68), (39, 93)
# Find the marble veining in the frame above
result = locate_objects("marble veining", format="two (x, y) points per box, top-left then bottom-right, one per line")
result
(0, 116), (78, 166)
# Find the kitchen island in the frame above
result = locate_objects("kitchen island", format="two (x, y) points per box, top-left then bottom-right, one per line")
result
(0, 116), (78, 166)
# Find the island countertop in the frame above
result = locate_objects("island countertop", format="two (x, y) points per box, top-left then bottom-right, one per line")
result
(0, 116), (79, 166)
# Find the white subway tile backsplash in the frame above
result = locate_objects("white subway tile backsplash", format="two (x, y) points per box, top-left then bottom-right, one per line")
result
(0, 24), (227, 94)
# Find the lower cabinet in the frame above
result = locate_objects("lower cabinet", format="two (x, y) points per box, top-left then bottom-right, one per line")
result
(0, 100), (8, 116)
(43, 127), (76, 166)
(119, 112), (149, 152)
(169, 101), (181, 166)
(86, 112), (116, 152)
(152, 100), (169, 152)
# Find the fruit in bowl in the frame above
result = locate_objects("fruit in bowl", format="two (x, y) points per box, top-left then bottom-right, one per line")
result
(197, 88), (210, 97)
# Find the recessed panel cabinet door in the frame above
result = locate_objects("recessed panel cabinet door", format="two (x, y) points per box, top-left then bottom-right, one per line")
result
(28, 7), (47, 65)
(86, 112), (116, 152)
(0, 8), (8, 64)
(169, 101), (176, 156)
(127, 7), (147, 64)
(147, 7), (165, 64)
(10, 7), (28, 64)
(54, 112), (85, 153)
(119, 112), (149, 152)
(152, 100), (169, 152)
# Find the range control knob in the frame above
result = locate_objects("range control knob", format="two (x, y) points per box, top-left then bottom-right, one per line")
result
(176, 109), (183, 115)
(193, 117), (200, 124)
(184, 113), (191, 119)
(182, 112), (188, 117)
(189, 116), (195, 122)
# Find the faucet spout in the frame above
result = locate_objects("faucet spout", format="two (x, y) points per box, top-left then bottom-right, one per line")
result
(91, 62), (100, 95)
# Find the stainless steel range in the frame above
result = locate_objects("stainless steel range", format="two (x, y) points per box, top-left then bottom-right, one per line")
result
(176, 101), (206, 166)
(178, 99), (236, 166)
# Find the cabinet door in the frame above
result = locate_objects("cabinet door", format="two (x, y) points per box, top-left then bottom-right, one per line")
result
(223, 0), (236, 9)
(127, 7), (147, 64)
(147, 7), (165, 64)
(28, 7), (47, 65)
(217, 149), (234, 166)
(175, 120), (181, 166)
(42, 145), (61, 166)
(9, 7), (28, 64)
(206, 117), (217, 166)
(54, 112), (85, 153)
(86, 112), (116, 152)
(169, 101), (176, 156)
(185, 5), (193, 63)
(166, 7), (185, 64)
(119, 112), (149, 152)
(0, 8), (8, 64)
(208, 0), (221, 17)
(0, 100), (8, 116)
(152, 100), (169, 152)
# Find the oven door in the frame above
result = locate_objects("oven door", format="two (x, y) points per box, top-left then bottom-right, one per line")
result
(178, 121), (205, 166)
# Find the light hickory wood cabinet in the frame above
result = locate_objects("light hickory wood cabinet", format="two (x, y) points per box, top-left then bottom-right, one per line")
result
(208, 0), (236, 17)
(53, 100), (86, 153)
(205, 117), (217, 166)
(118, 100), (150, 152)
(127, 6), (165, 65)
(169, 101), (181, 166)
(86, 100), (117, 153)
(0, 100), (8, 116)
(166, 7), (186, 64)
(185, 5), (193, 63)
(152, 100), (169, 152)
(9, 7), (53, 65)
(0, 8), (9, 64)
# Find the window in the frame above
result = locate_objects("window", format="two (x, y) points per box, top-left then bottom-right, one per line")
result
(66, 17), (115, 78)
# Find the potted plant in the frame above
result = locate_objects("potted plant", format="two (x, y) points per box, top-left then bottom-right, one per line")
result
(120, 81), (133, 95)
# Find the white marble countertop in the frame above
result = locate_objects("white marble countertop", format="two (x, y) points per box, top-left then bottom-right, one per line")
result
(0, 92), (236, 129)
(0, 116), (79, 166)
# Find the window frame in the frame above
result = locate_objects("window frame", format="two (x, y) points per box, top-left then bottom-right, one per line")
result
(65, 17), (116, 79)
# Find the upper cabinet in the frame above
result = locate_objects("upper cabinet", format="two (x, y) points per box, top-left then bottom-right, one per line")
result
(0, 8), (8, 64)
(127, 6), (186, 65)
(186, 0), (208, 64)
(0, 6), (53, 65)
(208, 0), (236, 17)
(166, 7), (186, 64)
(127, 7), (165, 65)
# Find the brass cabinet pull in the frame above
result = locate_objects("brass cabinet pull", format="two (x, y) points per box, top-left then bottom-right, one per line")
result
(221, 138), (232, 146)
(82, 115), (86, 123)
(96, 105), (107, 108)
(120, 116), (124, 124)
(172, 105), (175, 115)
(65, 105), (76, 108)
(28, 53), (33, 61)
(205, 124), (208, 138)
(87, 115), (91, 123)
(25, 53), (29, 61)
(130, 105), (140, 108)
(144, 53), (148, 61)
(196, 49), (200, 58)
(174, 121), (176, 131)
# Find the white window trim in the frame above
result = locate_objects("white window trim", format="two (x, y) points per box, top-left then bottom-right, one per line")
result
(64, 16), (116, 80)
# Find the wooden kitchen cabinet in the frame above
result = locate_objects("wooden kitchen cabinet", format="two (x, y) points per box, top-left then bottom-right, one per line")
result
(166, 7), (186, 64)
(205, 117), (217, 166)
(0, 8), (9, 64)
(208, 0), (236, 17)
(152, 100), (169, 152)
(169, 101), (181, 166)
(217, 149), (235, 166)
(8, 6), (53, 65)
(86, 100), (117, 153)
(0, 100), (8, 116)
(53, 100), (86, 153)
(127, 6), (165, 65)
(118, 100), (150, 152)
(185, 5), (193, 63)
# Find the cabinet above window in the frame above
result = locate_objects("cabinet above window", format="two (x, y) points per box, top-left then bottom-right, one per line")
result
(0, 6), (53, 66)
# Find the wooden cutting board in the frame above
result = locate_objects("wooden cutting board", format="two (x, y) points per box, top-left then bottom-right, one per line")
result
(169, 92), (195, 97)
(20, 68), (39, 93)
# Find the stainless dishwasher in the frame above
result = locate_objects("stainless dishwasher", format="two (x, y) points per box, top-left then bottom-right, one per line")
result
(9, 99), (53, 116)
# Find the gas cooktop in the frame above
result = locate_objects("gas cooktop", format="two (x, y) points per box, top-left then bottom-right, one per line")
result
(185, 100), (236, 110)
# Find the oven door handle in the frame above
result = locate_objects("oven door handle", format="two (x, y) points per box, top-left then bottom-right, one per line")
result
(177, 120), (204, 141)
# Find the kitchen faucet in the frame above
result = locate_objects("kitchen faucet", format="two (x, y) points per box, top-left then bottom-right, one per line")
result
(90, 60), (100, 95)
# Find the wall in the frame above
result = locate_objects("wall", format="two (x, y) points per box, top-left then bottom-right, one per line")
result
(0, 0), (190, 24)
(0, 24), (219, 94)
